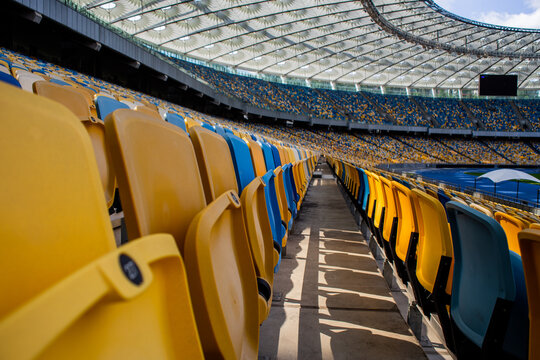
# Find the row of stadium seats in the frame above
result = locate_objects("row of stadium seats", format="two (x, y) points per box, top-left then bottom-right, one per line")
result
(329, 158), (540, 360)
(169, 56), (540, 132)
(0, 72), (317, 358)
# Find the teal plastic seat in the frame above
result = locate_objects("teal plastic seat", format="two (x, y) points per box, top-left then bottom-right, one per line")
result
(446, 201), (528, 359)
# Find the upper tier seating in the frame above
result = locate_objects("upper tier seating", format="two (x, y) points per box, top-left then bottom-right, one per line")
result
(463, 99), (521, 131)
(414, 96), (472, 129)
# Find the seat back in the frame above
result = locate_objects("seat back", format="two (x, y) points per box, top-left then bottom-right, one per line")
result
(0, 72), (21, 88)
(189, 126), (239, 202)
(495, 212), (526, 255)
(392, 181), (418, 262)
(411, 189), (453, 295)
(518, 229), (540, 360)
(135, 105), (162, 120)
(261, 142), (276, 172)
(184, 191), (260, 359)
(0, 83), (115, 317)
(105, 109), (207, 251)
(380, 176), (396, 242)
(16, 71), (44, 92)
(446, 201), (519, 348)
(246, 138), (268, 177)
(33, 80), (91, 121)
(95, 95), (130, 120)
(33, 81), (116, 208)
(165, 112), (187, 132)
(270, 144), (282, 167)
(470, 203), (493, 218)
(0, 83), (204, 359)
(274, 166), (292, 226)
(358, 168), (370, 212)
(373, 174), (385, 228)
(365, 171), (376, 219)
(224, 133), (256, 194)
(241, 176), (275, 280)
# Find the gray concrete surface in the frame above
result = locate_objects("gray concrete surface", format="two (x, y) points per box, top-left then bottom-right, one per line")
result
(258, 162), (427, 360)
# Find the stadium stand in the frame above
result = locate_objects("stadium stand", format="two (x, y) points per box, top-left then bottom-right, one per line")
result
(515, 99), (540, 131)
(1, 18), (540, 357)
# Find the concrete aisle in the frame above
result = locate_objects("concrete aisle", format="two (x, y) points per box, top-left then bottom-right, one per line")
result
(258, 161), (427, 360)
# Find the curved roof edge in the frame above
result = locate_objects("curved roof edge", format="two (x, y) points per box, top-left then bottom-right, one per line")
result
(364, 0), (540, 59)
(426, 0), (540, 34)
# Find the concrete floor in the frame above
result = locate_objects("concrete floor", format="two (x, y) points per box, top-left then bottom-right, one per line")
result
(258, 162), (427, 360)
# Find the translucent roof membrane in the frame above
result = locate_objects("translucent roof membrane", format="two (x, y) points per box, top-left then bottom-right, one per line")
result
(74, 0), (540, 92)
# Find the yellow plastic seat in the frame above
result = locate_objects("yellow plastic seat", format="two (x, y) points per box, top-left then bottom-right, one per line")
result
(134, 105), (162, 120)
(372, 174), (385, 232)
(185, 117), (201, 130)
(380, 177), (396, 244)
(518, 229), (540, 360)
(189, 126), (239, 202)
(470, 203), (494, 218)
(245, 138), (267, 177)
(531, 223), (540, 230)
(392, 181), (418, 263)
(240, 177), (276, 323)
(277, 145), (289, 165)
(411, 189), (454, 295)
(105, 109), (207, 250)
(273, 166), (291, 241)
(188, 126), (274, 323)
(184, 191), (260, 359)
(33, 80), (116, 208)
(495, 212), (527, 255)
(0, 83), (203, 359)
(409, 189), (455, 350)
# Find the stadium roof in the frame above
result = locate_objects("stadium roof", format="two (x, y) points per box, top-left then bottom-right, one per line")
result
(75, 0), (540, 92)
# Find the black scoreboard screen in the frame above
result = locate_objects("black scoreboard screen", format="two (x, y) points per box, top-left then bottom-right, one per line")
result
(479, 74), (518, 96)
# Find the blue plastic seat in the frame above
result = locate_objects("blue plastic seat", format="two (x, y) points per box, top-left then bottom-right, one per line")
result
(282, 164), (298, 220)
(285, 163), (300, 203)
(270, 144), (281, 167)
(224, 133), (256, 194)
(0, 72), (21, 88)
(357, 168), (370, 214)
(49, 78), (71, 86)
(201, 122), (215, 132)
(165, 112), (187, 133)
(437, 189), (451, 208)
(223, 128), (234, 135)
(214, 124), (226, 137)
(446, 201), (528, 359)
(261, 171), (285, 272)
(95, 96), (130, 120)
(261, 142), (276, 172)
